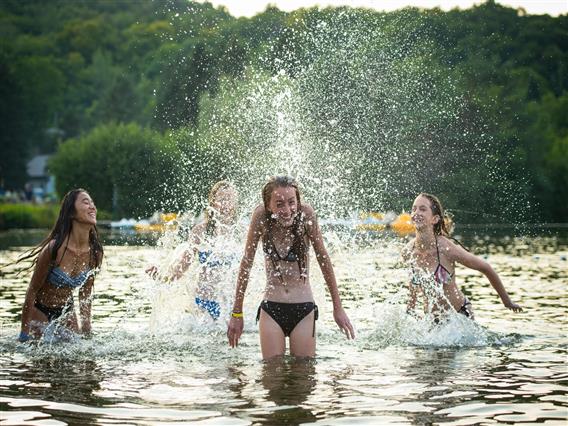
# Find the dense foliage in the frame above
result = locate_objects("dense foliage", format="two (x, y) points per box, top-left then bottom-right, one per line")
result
(0, 0), (566, 220)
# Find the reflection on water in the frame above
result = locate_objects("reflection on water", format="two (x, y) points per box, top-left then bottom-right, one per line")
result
(258, 358), (318, 424)
(0, 227), (567, 425)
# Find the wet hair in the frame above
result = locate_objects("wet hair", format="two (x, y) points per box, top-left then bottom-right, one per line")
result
(205, 180), (237, 237)
(418, 192), (454, 236)
(14, 188), (103, 271)
(261, 176), (307, 275)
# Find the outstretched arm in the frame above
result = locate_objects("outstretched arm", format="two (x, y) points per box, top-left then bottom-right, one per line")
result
(145, 224), (202, 281)
(227, 206), (263, 347)
(305, 205), (355, 339)
(451, 242), (523, 312)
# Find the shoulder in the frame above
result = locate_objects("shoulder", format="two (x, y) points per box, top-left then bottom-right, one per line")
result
(191, 222), (207, 237)
(46, 239), (57, 252)
(42, 240), (57, 260)
(249, 205), (267, 234)
(34, 240), (56, 268)
(301, 204), (320, 237)
(300, 203), (316, 220)
(251, 205), (266, 223)
(438, 236), (461, 258)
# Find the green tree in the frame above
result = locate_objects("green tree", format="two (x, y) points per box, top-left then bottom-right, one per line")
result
(50, 123), (185, 218)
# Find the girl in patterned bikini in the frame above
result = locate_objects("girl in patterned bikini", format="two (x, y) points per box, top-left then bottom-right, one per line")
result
(227, 175), (355, 360)
(146, 180), (239, 320)
(17, 189), (103, 342)
(403, 193), (523, 320)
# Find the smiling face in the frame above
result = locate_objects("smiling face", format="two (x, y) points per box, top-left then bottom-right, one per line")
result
(73, 191), (97, 225)
(268, 186), (298, 227)
(411, 195), (439, 232)
(210, 186), (238, 220)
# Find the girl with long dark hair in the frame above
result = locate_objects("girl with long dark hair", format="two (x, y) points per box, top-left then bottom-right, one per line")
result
(17, 189), (103, 342)
(404, 193), (522, 320)
(227, 176), (354, 359)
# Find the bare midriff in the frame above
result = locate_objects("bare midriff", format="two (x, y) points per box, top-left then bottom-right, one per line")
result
(263, 254), (314, 303)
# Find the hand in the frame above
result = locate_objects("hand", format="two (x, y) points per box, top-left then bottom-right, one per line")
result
(145, 265), (159, 279)
(333, 307), (355, 339)
(18, 331), (31, 342)
(227, 316), (244, 347)
(504, 301), (523, 312)
(169, 268), (183, 281)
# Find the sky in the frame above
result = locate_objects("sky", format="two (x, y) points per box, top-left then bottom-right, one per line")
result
(197, 0), (567, 17)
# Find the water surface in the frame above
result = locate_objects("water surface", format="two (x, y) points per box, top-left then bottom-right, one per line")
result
(1, 227), (566, 425)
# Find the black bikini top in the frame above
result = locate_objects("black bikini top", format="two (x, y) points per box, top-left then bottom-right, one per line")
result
(263, 233), (299, 262)
(262, 217), (308, 284)
(410, 236), (453, 286)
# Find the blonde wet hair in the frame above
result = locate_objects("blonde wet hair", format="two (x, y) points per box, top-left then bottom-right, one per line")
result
(205, 180), (237, 236)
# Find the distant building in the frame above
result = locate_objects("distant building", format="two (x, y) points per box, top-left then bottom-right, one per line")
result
(26, 155), (56, 200)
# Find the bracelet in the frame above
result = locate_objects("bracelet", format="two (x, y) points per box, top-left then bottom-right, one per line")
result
(231, 311), (243, 318)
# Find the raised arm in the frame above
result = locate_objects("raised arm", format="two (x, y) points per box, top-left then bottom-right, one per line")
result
(227, 205), (263, 347)
(20, 244), (52, 341)
(305, 205), (355, 339)
(450, 240), (523, 312)
(168, 223), (204, 280)
(145, 224), (201, 282)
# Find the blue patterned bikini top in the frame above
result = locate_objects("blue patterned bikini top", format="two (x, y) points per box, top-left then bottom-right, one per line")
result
(198, 250), (237, 269)
(47, 241), (96, 289)
(47, 266), (95, 289)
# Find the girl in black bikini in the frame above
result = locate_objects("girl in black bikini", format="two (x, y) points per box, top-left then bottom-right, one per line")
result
(404, 193), (523, 320)
(16, 189), (103, 342)
(227, 176), (355, 359)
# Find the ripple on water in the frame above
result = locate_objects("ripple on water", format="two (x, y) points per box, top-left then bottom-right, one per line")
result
(0, 239), (566, 425)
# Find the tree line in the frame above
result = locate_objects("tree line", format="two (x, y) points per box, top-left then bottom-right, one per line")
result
(1, 0), (566, 221)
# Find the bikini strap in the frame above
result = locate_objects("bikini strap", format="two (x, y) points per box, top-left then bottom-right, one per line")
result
(312, 305), (318, 337)
(256, 303), (262, 324)
(57, 239), (70, 267)
(435, 236), (441, 264)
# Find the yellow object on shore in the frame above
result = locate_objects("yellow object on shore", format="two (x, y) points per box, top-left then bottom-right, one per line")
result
(390, 213), (414, 236)
(356, 212), (387, 231)
(134, 212), (178, 233)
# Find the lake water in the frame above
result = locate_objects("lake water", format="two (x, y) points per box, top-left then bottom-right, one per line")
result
(0, 226), (566, 425)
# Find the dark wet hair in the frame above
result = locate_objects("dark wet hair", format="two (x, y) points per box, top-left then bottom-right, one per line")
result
(418, 192), (454, 236)
(262, 176), (307, 276)
(15, 188), (103, 270)
(204, 180), (237, 237)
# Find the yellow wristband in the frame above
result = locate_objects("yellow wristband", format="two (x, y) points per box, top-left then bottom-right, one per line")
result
(231, 312), (243, 318)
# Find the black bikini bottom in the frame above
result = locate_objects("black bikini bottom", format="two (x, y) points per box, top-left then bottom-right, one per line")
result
(256, 300), (318, 337)
(34, 300), (73, 322)
(457, 297), (474, 319)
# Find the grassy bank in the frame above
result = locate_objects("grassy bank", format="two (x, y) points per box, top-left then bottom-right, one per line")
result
(0, 204), (59, 230)
(0, 203), (111, 230)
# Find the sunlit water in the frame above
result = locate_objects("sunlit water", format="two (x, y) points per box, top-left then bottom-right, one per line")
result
(0, 227), (566, 425)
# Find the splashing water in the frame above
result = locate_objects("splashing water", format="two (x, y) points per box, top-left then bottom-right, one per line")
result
(2, 7), (560, 425)
(163, 9), (528, 223)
